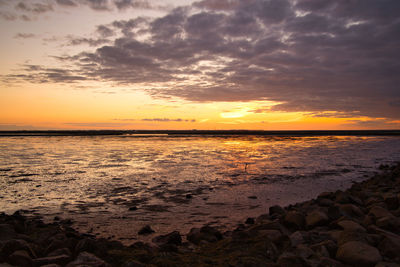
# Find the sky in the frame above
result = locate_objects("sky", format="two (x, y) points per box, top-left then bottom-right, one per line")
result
(0, 0), (400, 130)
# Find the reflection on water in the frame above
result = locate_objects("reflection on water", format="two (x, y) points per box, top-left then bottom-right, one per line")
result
(0, 135), (400, 243)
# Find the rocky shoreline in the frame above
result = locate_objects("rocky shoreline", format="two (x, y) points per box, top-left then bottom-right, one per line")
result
(1, 163), (400, 266)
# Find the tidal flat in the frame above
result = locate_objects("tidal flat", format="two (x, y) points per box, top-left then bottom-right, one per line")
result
(1, 135), (400, 245)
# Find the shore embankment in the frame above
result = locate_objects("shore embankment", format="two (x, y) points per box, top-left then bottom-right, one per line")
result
(1, 163), (400, 266)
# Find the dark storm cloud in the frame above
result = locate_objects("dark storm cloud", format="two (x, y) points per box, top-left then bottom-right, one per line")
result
(7, 0), (400, 119)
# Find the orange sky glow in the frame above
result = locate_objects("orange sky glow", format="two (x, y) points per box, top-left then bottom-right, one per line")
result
(1, 0), (399, 130)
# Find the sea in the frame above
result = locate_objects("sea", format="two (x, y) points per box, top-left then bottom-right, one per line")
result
(1, 133), (400, 244)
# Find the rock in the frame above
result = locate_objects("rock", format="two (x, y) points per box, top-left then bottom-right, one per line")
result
(284, 210), (305, 229)
(277, 252), (308, 266)
(41, 264), (62, 267)
(152, 231), (181, 246)
(75, 238), (97, 253)
(318, 192), (335, 200)
(269, 205), (285, 217)
(290, 231), (304, 247)
(1, 239), (37, 258)
(185, 194), (192, 199)
(8, 250), (32, 267)
(47, 247), (72, 257)
(0, 224), (17, 241)
(376, 216), (400, 232)
(33, 254), (71, 266)
(122, 260), (146, 267)
(245, 217), (255, 224)
(337, 230), (367, 246)
(318, 198), (334, 207)
(66, 251), (109, 267)
(306, 210), (329, 228)
(186, 226), (222, 245)
(317, 257), (344, 267)
(294, 244), (315, 259)
(128, 206), (137, 211)
(138, 225), (154, 235)
(248, 195), (257, 199)
(375, 262), (400, 267)
(337, 220), (366, 232)
(383, 194), (399, 210)
(368, 205), (393, 219)
(336, 241), (382, 266)
(378, 234), (400, 259)
(259, 229), (282, 243)
(338, 204), (365, 219)
(311, 240), (337, 258)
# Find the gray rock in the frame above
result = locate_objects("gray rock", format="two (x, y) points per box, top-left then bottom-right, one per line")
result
(336, 241), (382, 266)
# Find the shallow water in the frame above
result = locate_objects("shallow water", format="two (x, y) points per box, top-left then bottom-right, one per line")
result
(0, 135), (399, 244)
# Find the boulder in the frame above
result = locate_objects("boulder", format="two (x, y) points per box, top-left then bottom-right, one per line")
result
(1, 239), (37, 258)
(338, 204), (365, 219)
(269, 205), (285, 217)
(337, 220), (366, 232)
(66, 251), (109, 267)
(368, 205), (393, 220)
(138, 225), (154, 235)
(284, 211), (305, 229)
(186, 226), (222, 245)
(306, 210), (329, 228)
(336, 241), (382, 266)
(8, 250), (32, 267)
(152, 231), (181, 246)
(33, 254), (71, 266)
(289, 231), (304, 247)
(0, 224), (17, 241)
(383, 194), (399, 210)
(277, 252), (308, 266)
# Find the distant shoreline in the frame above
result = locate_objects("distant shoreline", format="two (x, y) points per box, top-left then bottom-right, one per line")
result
(1, 129), (400, 137)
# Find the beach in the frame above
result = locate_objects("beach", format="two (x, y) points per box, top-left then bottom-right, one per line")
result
(1, 162), (400, 266)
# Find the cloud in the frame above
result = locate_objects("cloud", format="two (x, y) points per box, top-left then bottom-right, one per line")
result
(64, 122), (131, 127)
(5, 0), (400, 120)
(141, 118), (196, 122)
(15, 2), (54, 14)
(14, 33), (36, 39)
(55, 0), (77, 7)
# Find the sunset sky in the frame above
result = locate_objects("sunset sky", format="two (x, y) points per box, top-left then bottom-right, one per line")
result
(1, 0), (399, 130)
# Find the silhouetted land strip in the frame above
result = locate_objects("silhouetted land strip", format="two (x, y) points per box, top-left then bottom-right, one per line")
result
(1, 129), (400, 137)
(1, 163), (400, 266)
